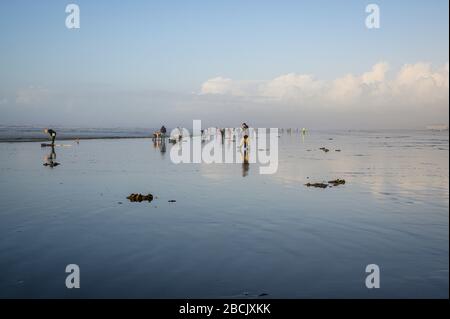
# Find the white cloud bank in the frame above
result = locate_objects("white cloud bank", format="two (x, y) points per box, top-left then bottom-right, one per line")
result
(200, 62), (449, 110)
(2, 62), (447, 129)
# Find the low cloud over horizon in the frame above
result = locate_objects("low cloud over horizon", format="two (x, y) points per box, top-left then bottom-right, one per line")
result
(194, 61), (449, 129)
(200, 62), (449, 127)
(1, 61), (448, 130)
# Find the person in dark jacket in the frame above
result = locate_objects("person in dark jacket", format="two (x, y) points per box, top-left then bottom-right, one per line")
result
(44, 128), (57, 146)
(160, 125), (167, 135)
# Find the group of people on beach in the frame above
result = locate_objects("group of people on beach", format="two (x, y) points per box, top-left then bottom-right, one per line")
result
(42, 123), (307, 147)
(150, 123), (252, 150)
(152, 125), (167, 139)
(43, 123), (251, 147)
(41, 123), (253, 175)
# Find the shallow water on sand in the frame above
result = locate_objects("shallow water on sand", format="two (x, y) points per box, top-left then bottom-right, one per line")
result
(0, 130), (448, 298)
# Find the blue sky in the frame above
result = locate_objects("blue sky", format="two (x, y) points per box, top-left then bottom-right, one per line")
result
(0, 0), (448, 128)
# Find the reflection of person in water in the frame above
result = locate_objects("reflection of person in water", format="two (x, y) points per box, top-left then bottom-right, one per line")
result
(241, 149), (250, 177)
(220, 128), (225, 143)
(160, 138), (166, 154)
(43, 146), (60, 168)
(153, 136), (166, 155)
(239, 134), (250, 176)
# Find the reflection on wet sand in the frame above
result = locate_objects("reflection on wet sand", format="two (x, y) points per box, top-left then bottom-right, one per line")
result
(0, 129), (447, 298)
(152, 136), (166, 155)
(241, 149), (250, 177)
(195, 130), (449, 207)
(43, 146), (60, 168)
(270, 130), (449, 204)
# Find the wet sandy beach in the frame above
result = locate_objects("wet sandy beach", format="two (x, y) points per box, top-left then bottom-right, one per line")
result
(0, 129), (448, 298)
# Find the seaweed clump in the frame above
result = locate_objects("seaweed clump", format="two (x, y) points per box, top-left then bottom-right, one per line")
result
(328, 179), (346, 186)
(305, 179), (346, 189)
(305, 182), (328, 189)
(127, 193), (154, 202)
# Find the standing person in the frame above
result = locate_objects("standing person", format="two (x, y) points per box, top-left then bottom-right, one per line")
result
(160, 125), (167, 137)
(241, 122), (249, 136)
(44, 128), (57, 146)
